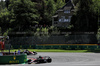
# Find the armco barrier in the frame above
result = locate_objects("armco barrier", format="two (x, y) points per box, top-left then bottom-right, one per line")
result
(0, 54), (27, 64)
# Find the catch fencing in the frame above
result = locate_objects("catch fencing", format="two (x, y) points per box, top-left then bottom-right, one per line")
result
(4, 34), (100, 50)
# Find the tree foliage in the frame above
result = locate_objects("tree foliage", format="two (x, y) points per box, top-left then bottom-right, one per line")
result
(0, 0), (10, 33)
(56, 0), (66, 10)
(8, 0), (38, 31)
(33, 0), (56, 25)
(45, 0), (56, 25)
(34, 0), (47, 25)
(0, 0), (99, 37)
(71, 0), (98, 32)
(70, 0), (99, 43)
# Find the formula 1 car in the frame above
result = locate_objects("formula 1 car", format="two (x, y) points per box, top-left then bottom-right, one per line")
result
(28, 56), (52, 64)
(23, 50), (37, 55)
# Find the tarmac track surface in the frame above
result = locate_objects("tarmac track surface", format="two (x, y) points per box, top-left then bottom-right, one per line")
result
(1, 52), (100, 66)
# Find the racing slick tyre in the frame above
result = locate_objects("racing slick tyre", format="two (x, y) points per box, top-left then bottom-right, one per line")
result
(33, 51), (37, 55)
(28, 59), (32, 64)
(47, 58), (52, 63)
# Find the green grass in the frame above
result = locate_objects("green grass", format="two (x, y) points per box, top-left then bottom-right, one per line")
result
(2, 49), (90, 53)
(28, 49), (88, 52)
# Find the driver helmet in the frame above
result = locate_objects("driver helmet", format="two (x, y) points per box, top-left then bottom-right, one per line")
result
(39, 56), (42, 58)
(33, 51), (35, 52)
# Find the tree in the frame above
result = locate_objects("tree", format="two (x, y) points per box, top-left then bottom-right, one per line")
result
(0, 0), (6, 11)
(0, 8), (10, 33)
(71, 0), (98, 32)
(9, 0), (39, 31)
(73, 0), (79, 6)
(5, 0), (10, 9)
(44, 0), (56, 25)
(0, 0), (11, 35)
(47, 0), (56, 15)
(37, 0), (47, 25)
(34, 0), (56, 25)
(56, 0), (65, 10)
(70, 0), (98, 43)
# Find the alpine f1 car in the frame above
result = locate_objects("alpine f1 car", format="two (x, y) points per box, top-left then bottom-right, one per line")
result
(23, 50), (37, 55)
(28, 56), (52, 64)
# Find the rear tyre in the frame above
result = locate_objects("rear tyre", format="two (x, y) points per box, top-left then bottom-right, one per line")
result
(33, 51), (37, 55)
(47, 58), (52, 63)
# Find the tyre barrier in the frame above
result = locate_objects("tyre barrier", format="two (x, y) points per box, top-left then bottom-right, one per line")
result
(36, 45), (100, 50)
(0, 54), (27, 64)
(5, 45), (36, 49)
(7, 44), (100, 50)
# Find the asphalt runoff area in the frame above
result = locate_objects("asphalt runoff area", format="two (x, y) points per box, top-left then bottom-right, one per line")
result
(1, 52), (100, 66)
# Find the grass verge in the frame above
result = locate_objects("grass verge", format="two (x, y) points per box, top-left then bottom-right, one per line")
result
(2, 49), (91, 53)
